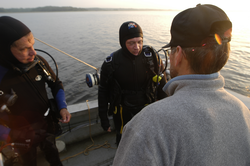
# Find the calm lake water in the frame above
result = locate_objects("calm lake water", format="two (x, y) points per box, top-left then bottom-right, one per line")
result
(1, 10), (250, 104)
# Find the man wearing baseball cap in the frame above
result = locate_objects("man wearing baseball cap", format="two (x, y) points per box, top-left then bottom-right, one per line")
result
(113, 4), (250, 165)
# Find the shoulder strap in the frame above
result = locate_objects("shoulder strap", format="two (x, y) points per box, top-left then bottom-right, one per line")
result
(36, 55), (55, 82)
(142, 45), (160, 76)
(105, 50), (120, 80)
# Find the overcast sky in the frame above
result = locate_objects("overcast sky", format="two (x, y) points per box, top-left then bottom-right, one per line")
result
(0, 0), (248, 12)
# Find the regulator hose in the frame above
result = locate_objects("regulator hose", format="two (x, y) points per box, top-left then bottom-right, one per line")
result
(35, 49), (58, 82)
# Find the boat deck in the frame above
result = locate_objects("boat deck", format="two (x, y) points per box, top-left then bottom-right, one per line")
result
(35, 100), (118, 166)
(37, 131), (117, 166)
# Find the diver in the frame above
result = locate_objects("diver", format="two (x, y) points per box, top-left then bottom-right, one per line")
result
(98, 21), (167, 146)
(0, 16), (71, 166)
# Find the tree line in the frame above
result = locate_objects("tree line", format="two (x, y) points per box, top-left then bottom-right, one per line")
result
(0, 6), (170, 13)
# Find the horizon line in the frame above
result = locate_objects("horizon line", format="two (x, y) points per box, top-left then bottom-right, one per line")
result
(0, 6), (180, 11)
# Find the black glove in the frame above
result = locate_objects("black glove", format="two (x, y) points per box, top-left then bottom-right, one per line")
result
(9, 128), (47, 148)
(99, 111), (110, 131)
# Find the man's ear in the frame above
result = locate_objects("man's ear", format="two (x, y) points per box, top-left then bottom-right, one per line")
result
(174, 46), (183, 67)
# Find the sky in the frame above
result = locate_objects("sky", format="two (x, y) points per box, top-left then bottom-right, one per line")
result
(0, 0), (249, 12)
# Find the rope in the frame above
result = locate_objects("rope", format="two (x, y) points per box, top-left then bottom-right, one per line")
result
(34, 37), (98, 71)
(60, 100), (116, 162)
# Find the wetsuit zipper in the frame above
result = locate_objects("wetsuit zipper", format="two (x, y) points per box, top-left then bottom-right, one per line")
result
(133, 60), (137, 91)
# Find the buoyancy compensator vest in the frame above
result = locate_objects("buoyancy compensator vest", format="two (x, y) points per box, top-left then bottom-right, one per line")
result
(106, 45), (167, 112)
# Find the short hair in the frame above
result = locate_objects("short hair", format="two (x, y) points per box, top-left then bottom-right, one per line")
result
(180, 38), (230, 74)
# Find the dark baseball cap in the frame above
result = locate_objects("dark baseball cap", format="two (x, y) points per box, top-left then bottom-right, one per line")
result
(163, 4), (232, 48)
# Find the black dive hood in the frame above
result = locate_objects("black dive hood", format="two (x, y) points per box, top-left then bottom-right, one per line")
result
(0, 16), (31, 67)
(119, 21), (143, 57)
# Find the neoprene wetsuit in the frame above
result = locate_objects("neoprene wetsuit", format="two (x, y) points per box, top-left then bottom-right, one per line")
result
(98, 48), (167, 145)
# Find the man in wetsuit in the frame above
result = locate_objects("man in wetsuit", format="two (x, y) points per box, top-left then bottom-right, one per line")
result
(0, 16), (71, 166)
(98, 21), (167, 145)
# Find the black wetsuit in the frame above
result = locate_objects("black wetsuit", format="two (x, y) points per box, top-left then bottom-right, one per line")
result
(0, 55), (66, 166)
(98, 48), (167, 145)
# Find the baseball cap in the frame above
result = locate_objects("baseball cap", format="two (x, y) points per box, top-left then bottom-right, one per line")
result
(163, 4), (232, 48)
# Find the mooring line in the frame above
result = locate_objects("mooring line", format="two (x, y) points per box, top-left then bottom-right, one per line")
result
(34, 37), (98, 71)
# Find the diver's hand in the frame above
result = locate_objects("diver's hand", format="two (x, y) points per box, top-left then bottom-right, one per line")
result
(59, 108), (71, 123)
(107, 127), (111, 132)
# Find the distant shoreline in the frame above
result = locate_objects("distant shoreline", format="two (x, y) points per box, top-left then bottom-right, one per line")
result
(0, 6), (177, 13)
